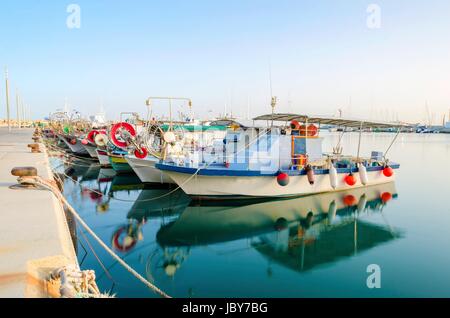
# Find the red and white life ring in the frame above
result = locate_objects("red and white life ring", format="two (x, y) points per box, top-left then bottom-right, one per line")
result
(110, 122), (136, 148)
(87, 130), (99, 143)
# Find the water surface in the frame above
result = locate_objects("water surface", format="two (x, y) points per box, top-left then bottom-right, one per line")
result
(54, 132), (450, 297)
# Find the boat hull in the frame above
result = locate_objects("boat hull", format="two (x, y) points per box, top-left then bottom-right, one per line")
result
(125, 156), (174, 184)
(96, 149), (111, 166)
(57, 134), (88, 155)
(81, 142), (99, 158)
(108, 154), (133, 174)
(162, 166), (398, 199)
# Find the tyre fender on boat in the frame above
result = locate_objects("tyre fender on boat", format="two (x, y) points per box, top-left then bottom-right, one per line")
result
(305, 165), (315, 185)
(358, 163), (368, 185)
(329, 165), (338, 189)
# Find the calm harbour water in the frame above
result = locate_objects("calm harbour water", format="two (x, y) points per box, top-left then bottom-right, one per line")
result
(54, 132), (450, 297)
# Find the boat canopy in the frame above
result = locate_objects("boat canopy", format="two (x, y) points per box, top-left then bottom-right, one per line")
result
(253, 113), (411, 129)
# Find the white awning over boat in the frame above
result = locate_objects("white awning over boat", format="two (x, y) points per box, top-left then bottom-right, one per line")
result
(252, 113), (412, 129)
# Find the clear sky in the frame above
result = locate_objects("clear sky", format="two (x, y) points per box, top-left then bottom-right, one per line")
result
(1, 0), (450, 124)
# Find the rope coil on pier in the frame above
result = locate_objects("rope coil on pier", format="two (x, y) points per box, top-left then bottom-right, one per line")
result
(15, 175), (172, 299)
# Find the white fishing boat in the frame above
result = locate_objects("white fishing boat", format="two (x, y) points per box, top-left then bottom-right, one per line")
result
(126, 155), (174, 184)
(96, 148), (111, 166)
(57, 134), (89, 155)
(156, 113), (409, 199)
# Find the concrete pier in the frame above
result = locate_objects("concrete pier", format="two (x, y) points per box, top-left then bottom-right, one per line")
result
(0, 128), (77, 297)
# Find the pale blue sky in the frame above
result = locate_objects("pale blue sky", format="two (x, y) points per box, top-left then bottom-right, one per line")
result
(1, 0), (450, 123)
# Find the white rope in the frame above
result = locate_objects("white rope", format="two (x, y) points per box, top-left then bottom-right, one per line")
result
(21, 176), (171, 298)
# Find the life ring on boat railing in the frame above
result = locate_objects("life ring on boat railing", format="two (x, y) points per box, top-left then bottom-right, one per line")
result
(344, 173), (357, 186)
(305, 165), (315, 185)
(358, 163), (368, 185)
(110, 122), (136, 148)
(111, 226), (138, 253)
(94, 133), (109, 147)
(87, 130), (99, 143)
(383, 166), (394, 177)
(277, 172), (290, 186)
(329, 165), (338, 189)
(134, 146), (148, 159)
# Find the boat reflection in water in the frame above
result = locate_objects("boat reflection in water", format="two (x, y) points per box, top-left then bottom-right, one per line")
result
(121, 182), (400, 280)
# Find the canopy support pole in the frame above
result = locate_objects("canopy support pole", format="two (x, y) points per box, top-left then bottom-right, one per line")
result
(383, 127), (401, 162)
(356, 121), (363, 162)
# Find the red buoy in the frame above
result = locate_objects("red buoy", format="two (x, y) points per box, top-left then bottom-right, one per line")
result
(81, 139), (88, 145)
(344, 173), (357, 186)
(70, 138), (77, 145)
(277, 172), (290, 186)
(343, 194), (357, 206)
(381, 192), (392, 203)
(134, 147), (148, 159)
(383, 166), (394, 177)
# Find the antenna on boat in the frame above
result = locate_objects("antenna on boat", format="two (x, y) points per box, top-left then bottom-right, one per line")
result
(268, 60), (277, 127)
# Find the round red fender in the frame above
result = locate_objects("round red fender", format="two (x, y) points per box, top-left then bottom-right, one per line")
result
(134, 146), (148, 159)
(112, 227), (137, 253)
(307, 124), (318, 137)
(344, 173), (357, 186)
(70, 138), (77, 145)
(343, 194), (357, 206)
(110, 122), (136, 148)
(277, 172), (290, 186)
(81, 139), (89, 145)
(87, 130), (99, 143)
(383, 166), (394, 177)
(381, 192), (392, 203)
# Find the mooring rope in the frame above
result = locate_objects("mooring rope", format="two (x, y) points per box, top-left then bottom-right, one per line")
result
(18, 176), (171, 298)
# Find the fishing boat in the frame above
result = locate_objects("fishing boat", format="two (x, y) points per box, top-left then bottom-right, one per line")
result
(125, 123), (228, 184)
(156, 113), (409, 199)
